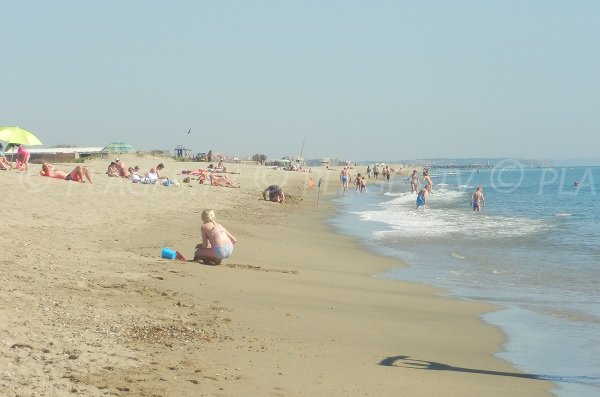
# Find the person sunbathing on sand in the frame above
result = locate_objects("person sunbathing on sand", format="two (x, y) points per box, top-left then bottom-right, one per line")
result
(0, 144), (10, 170)
(115, 159), (130, 178)
(217, 159), (228, 172)
(194, 209), (237, 265)
(0, 157), (9, 170)
(41, 163), (93, 183)
(106, 162), (120, 177)
(128, 167), (141, 182)
(210, 174), (239, 188)
(147, 163), (165, 180)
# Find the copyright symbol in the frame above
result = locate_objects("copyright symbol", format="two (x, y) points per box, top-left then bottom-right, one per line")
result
(489, 159), (525, 193)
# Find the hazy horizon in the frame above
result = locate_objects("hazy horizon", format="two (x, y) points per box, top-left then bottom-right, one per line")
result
(3, 1), (599, 160)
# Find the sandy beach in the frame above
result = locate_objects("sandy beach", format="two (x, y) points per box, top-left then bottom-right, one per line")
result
(0, 156), (553, 396)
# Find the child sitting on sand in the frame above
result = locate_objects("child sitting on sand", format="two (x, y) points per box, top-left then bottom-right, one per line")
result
(194, 209), (237, 265)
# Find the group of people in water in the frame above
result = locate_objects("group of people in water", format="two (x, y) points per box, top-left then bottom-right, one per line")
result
(410, 168), (485, 211)
(365, 163), (394, 181)
(341, 164), (486, 212)
(407, 169), (434, 209)
(340, 163), (398, 193)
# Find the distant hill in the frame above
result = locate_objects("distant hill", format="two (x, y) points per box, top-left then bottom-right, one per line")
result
(306, 157), (558, 168)
(398, 158), (555, 169)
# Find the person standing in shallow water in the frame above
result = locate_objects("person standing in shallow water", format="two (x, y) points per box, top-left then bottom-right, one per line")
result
(423, 171), (433, 193)
(194, 209), (237, 265)
(416, 188), (427, 209)
(472, 186), (485, 212)
(407, 170), (419, 193)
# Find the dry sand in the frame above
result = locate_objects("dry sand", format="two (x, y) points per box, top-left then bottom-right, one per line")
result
(0, 155), (553, 396)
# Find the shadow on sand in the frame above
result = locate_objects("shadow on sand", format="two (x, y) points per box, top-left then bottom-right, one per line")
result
(378, 355), (542, 380)
(378, 355), (600, 386)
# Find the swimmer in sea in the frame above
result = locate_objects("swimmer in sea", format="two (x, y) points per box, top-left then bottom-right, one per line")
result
(471, 186), (485, 212)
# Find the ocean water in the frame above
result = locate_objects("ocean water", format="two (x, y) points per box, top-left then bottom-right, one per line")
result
(330, 166), (600, 397)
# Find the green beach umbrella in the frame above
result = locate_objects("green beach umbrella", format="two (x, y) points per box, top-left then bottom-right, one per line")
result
(0, 126), (43, 146)
(102, 141), (137, 154)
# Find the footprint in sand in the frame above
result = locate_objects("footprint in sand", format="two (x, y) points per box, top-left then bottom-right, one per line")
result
(225, 263), (298, 274)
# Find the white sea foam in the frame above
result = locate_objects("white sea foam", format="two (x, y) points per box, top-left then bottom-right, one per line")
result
(355, 189), (549, 240)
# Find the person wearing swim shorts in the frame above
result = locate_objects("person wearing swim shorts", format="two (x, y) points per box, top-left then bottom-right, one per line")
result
(340, 166), (351, 192)
(472, 186), (485, 212)
(194, 209), (237, 265)
(416, 188), (427, 209)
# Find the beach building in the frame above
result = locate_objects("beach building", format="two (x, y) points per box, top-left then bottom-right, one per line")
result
(173, 145), (192, 159)
(25, 147), (107, 163)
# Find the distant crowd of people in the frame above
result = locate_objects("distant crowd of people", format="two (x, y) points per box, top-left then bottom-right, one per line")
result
(340, 163), (485, 212)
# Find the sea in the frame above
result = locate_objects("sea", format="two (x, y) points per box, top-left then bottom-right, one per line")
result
(330, 165), (600, 397)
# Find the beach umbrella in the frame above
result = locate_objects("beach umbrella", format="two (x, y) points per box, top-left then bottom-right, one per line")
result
(102, 141), (137, 154)
(0, 126), (43, 164)
(0, 126), (43, 146)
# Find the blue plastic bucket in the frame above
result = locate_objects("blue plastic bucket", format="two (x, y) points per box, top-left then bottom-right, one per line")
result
(161, 247), (176, 259)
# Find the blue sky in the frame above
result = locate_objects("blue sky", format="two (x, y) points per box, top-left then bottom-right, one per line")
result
(2, 1), (599, 161)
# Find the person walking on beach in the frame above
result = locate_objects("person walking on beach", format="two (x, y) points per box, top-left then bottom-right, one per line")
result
(194, 209), (237, 265)
(366, 164), (372, 179)
(340, 166), (351, 192)
(373, 163), (380, 179)
(355, 173), (367, 192)
(472, 186), (485, 212)
(407, 170), (419, 193)
(423, 171), (433, 193)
